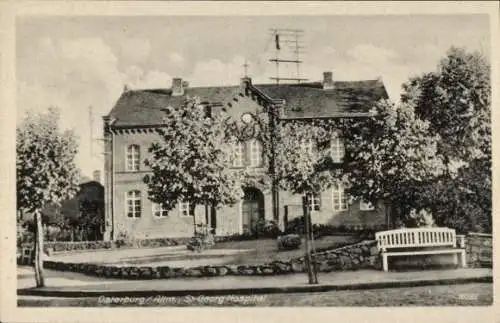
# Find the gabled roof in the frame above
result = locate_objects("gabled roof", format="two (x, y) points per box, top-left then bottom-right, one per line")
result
(106, 79), (388, 127)
(254, 80), (388, 119)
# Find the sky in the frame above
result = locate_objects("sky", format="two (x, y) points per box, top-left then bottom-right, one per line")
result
(16, 14), (490, 177)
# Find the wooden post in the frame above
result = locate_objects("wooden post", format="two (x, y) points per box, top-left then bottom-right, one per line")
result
(302, 196), (316, 284)
(34, 210), (45, 287)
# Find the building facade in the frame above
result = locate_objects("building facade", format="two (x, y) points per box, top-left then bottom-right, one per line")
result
(103, 72), (389, 240)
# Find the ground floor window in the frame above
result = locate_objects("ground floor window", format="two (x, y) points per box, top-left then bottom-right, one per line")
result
(332, 184), (347, 211)
(152, 202), (169, 217)
(179, 202), (195, 217)
(304, 192), (321, 211)
(126, 190), (141, 218)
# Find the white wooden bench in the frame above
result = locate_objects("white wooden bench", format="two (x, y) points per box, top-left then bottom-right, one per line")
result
(375, 227), (466, 272)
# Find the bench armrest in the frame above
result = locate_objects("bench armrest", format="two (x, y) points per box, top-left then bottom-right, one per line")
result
(456, 235), (466, 248)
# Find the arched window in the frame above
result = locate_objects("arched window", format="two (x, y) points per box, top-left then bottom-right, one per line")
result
(249, 139), (263, 167)
(332, 184), (347, 211)
(126, 190), (141, 218)
(126, 144), (140, 171)
(232, 142), (245, 167)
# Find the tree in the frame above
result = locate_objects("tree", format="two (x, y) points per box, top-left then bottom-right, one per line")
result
(400, 47), (491, 232)
(343, 100), (445, 226)
(144, 97), (243, 235)
(277, 120), (345, 284)
(17, 107), (80, 287)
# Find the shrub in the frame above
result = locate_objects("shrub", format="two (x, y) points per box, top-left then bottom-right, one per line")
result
(277, 234), (301, 251)
(253, 219), (282, 238)
(187, 224), (215, 252)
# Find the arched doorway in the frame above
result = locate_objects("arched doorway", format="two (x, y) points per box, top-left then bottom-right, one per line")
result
(241, 187), (265, 234)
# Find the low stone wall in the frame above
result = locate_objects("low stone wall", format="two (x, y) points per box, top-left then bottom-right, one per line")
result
(41, 240), (381, 279)
(466, 232), (492, 268)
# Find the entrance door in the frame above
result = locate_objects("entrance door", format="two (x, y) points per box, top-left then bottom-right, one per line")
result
(242, 187), (265, 234)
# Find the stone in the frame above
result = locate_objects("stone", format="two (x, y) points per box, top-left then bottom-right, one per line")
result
(352, 258), (360, 265)
(370, 246), (379, 256)
(237, 265), (255, 275)
(260, 266), (274, 275)
(271, 261), (290, 273)
(218, 266), (229, 276)
(291, 261), (305, 272)
(327, 253), (338, 259)
(185, 267), (203, 277)
(139, 267), (153, 279)
(482, 239), (492, 247)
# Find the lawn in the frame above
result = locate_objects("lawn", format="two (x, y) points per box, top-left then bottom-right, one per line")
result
(17, 283), (493, 307)
(209, 234), (359, 264)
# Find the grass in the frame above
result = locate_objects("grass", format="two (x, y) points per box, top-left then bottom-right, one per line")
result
(209, 235), (359, 265)
(17, 283), (493, 307)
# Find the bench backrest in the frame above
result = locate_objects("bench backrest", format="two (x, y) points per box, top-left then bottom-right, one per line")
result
(375, 227), (457, 251)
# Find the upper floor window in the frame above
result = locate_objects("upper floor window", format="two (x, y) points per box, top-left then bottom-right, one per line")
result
(300, 139), (314, 156)
(152, 202), (169, 217)
(126, 190), (141, 218)
(304, 192), (321, 211)
(330, 136), (345, 163)
(360, 200), (375, 211)
(332, 184), (347, 211)
(232, 142), (245, 167)
(126, 144), (140, 171)
(180, 202), (195, 217)
(249, 139), (263, 167)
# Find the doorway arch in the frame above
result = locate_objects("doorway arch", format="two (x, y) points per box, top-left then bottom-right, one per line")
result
(241, 187), (265, 234)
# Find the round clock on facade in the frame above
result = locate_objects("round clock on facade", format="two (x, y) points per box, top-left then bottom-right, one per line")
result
(241, 112), (254, 124)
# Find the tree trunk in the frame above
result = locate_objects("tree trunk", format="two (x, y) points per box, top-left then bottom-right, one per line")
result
(302, 196), (318, 284)
(192, 204), (197, 235)
(34, 210), (45, 287)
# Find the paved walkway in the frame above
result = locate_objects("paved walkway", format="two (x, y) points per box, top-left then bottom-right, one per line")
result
(17, 266), (492, 297)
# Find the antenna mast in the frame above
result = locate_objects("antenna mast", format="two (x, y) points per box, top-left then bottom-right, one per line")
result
(268, 28), (308, 84)
(88, 105), (94, 164)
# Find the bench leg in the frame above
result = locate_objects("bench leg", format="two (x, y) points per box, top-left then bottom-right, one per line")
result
(459, 250), (467, 268)
(382, 253), (388, 272)
(452, 253), (458, 266)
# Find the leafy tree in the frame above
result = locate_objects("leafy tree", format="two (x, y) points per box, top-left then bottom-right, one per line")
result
(144, 97), (243, 234)
(17, 107), (80, 287)
(343, 100), (445, 226)
(401, 47), (491, 232)
(402, 47), (491, 165)
(277, 120), (345, 284)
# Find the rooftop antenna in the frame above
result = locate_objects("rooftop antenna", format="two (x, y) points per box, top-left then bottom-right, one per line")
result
(243, 58), (249, 77)
(268, 28), (308, 84)
(88, 105), (94, 164)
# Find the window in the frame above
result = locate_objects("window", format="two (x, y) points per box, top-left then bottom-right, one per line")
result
(233, 142), (245, 167)
(180, 202), (195, 217)
(249, 139), (262, 167)
(126, 190), (141, 218)
(332, 184), (347, 211)
(330, 136), (345, 163)
(304, 192), (321, 211)
(300, 139), (314, 156)
(152, 202), (169, 217)
(126, 145), (140, 171)
(360, 200), (375, 211)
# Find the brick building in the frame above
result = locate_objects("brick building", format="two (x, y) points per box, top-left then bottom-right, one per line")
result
(102, 72), (389, 240)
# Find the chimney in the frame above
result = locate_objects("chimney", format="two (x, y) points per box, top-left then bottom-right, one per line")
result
(240, 76), (251, 94)
(171, 77), (184, 96)
(323, 71), (334, 90)
(93, 170), (101, 183)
